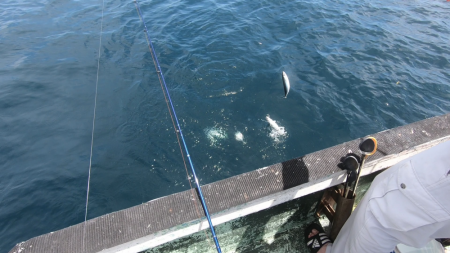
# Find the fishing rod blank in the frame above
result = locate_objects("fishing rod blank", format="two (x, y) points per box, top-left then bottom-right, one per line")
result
(351, 137), (377, 196)
(134, 1), (222, 252)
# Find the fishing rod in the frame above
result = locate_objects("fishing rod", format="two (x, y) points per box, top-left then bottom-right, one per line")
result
(133, 1), (222, 252)
(351, 137), (377, 196)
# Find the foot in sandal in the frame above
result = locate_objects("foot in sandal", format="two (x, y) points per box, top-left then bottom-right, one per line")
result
(305, 223), (331, 253)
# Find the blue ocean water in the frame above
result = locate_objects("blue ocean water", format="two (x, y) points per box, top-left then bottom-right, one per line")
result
(1, 0), (449, 251)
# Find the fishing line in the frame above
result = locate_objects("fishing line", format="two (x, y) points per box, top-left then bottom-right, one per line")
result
(85, 0), (104, 224)
(134, 1), (222, 252)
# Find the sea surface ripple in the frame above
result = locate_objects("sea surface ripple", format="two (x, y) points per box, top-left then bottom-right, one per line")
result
(0, 0), (449, 251)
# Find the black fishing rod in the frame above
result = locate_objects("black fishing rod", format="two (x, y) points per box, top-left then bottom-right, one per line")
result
(134, 1), (222, 252)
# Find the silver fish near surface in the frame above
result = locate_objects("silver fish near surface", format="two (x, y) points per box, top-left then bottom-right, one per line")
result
(282, 71), (290, 98)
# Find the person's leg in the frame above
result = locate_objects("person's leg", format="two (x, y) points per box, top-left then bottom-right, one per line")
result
(318, 244), (328, 253)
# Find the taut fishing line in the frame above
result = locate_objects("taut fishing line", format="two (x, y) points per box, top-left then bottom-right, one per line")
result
(83, 0), (104, 248)
(134, 1), (222, 252)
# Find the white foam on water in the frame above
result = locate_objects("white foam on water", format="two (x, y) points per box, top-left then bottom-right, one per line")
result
(204, 127), (227, 146)
(266, 115), (287, 143)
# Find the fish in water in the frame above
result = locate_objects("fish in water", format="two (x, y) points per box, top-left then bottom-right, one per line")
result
(282, 71), (290, 98)
(266, 115), (287, 142)
(235, 131), (244, 142)
(266, 115), (282, 131)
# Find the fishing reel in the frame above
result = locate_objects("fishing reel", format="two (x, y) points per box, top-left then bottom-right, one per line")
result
(338, 137), (378, 198)
(338, 152), (361, 198)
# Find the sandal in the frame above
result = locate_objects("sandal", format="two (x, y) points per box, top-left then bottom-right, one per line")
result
(304, 223), (331, 253)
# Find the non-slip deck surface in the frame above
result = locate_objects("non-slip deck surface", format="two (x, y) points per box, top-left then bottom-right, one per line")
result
(9, 113), (450, 253)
